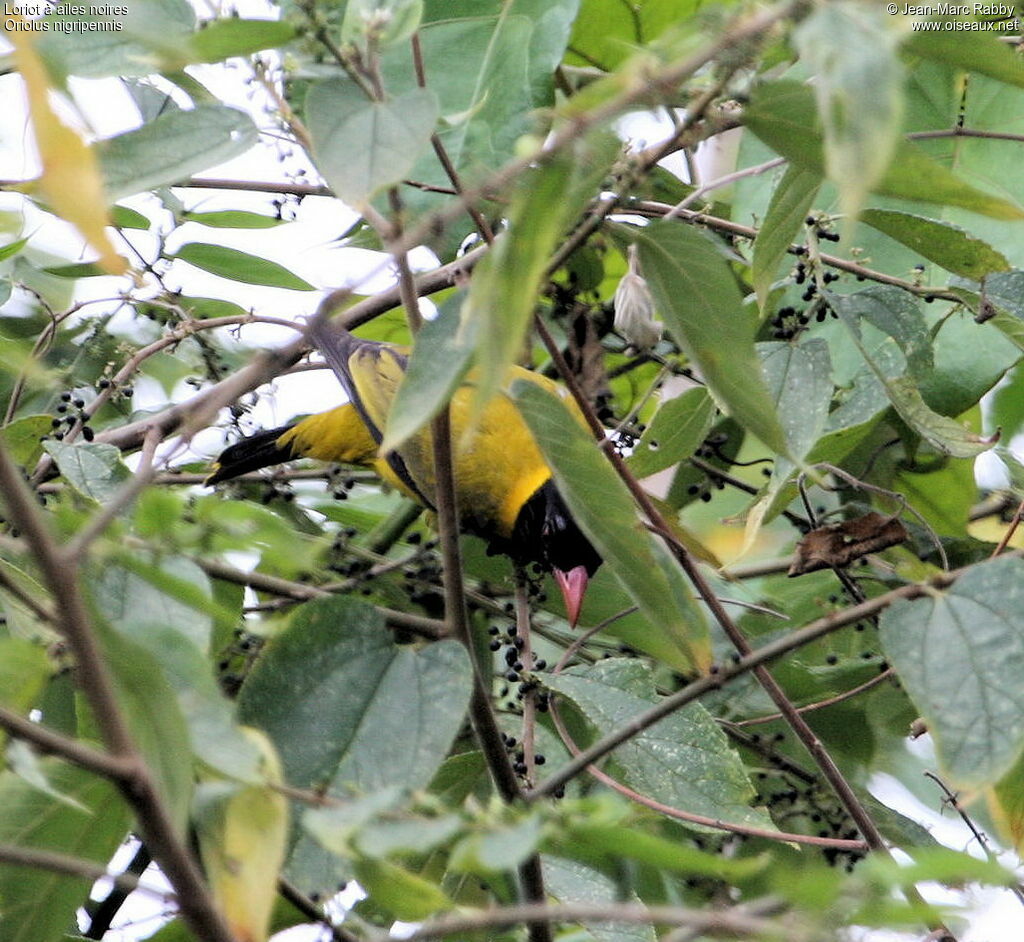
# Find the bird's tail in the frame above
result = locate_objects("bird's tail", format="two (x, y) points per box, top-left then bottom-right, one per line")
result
(205, 425), (295, 484)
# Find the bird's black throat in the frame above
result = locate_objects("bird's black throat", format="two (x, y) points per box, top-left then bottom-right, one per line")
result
(506, 479), (602, 578)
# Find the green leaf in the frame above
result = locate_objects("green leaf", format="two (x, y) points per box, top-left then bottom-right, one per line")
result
(743, 338), (834, 549)
(0, 237), (29, 263)
(794, 3), (904, 224)
(380, 0), (580, 206)
(759, 337), (833, 463)
(512, 379), (710, 671)
(98, 104), (258, 200)
(557, 821), (767, 881)
(905, 29), (1024, 88)
(175, 295), (252, 320)
(992, 746), (1024, 848)
(301, 786), (405, 857)
(42, 262), (108, 279)
(93, 556), (266, 781)
(835, 286), (932, 378)
(95, 556), (213, 654)
(0, 760), (131, 942)
(191, 495), (319, 578)
(878, 374), (990, 458)
(631, 221), (790, 456)
(543, 856), (656, 942)
(189, 18), (297, 62)
(355, 812), (463, 860)
(894, 845), (1018, 886)
(381, 294), (472, 453)
(111, 204), (150, 230)
(237, 595), (472, 793)
(567, 0), (690, 70)
(95, 621), (194, 832)
(42, 440), (131, 502)
(751, 165), (820, 312)
(0, 415), (52, 467)
(306, 82), (439, 206)
(449, 814), (543, 875)
(36, 0), (196, 78)
(0, 639), (50, 749)
(172, 243), (314, 290)
(990, 367), (1024, 443)
(546, 659), (775, 831)
(861, 209), (1011, 280)
(744, 80), (1024, 220)
(181, 209), (285, 229)
(920, 310), (1018, 417)
(625, 387), (716, 479)
(893, 448), (976, 537)
(0, 561), (50, 641)
(834, 300), (992, 457)
(863, 792), (943, 851)
(351, 857), (452, 921)
(881, 556), (1024, 786)
(464, 132), (619, 422)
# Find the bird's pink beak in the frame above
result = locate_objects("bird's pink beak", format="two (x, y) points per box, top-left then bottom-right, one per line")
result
(553, 565), (589, 628)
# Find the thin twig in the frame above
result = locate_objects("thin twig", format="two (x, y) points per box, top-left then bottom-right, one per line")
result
(990, 497), (1024, 557)
(0, 564), (55, 623)
(410, 32), (495, 245)
(630, 201), (962, 302)
(393, 900), (780, 940)
(546, 694), (866, 851)
(191, 556), (448, 639)
(0, 706), (137, 781)
(733, 669), (895, 727)
(0, 843), (172, 903)
(663, 156), (786, 218)
(922, 772), (1024, 908)
(64, 425), (164, 561)
(278, 876), (362, 942)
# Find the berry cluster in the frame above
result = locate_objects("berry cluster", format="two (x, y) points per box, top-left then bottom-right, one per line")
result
(46, 391), (93, 442)
(499, 731), (548, 779)
(488, 623), (549, 689)
(216, 627), (265, 696)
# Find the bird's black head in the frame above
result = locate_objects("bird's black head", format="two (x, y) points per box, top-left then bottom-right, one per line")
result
(508, 479), (601, 626)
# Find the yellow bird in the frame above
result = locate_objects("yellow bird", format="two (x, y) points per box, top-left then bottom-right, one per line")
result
(207, 329), (601, 625)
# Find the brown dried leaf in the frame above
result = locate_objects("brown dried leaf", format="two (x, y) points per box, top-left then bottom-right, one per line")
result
(788, 511), (908, 576)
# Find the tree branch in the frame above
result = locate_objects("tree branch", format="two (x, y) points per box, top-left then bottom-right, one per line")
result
(0, 706), (137, 781)
(395, 900), (782, 940)
(0, 441), (238, 942)
(0, 843), (171, 903)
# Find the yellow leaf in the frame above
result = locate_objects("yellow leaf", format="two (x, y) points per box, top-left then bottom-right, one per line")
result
(9, 21), (128, 276)
(989, 748), (1024, 851)
(196, 729), (289, 942)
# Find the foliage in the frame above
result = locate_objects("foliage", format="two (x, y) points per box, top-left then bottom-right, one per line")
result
(3, 1), (1024, 940)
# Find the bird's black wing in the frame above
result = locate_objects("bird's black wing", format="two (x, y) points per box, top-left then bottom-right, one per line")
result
(308, 320), (434, 508)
